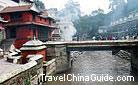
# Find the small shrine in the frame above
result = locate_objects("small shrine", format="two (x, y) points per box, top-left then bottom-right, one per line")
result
(51, 29), (61, 41)
(20, 37), (46, 64)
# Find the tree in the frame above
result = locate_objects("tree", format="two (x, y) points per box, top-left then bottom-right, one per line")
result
(73, 0), (138, 40)
(73, 10), (106, 39)
(33, 0), (45, 10)
(91, 9), (104, 16)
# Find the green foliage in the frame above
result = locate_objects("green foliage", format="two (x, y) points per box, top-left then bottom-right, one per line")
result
(73, 0), (138, 39)
(74, 11), (106, 38)
(33, 0), (45, 10)
(24, 76), (31, 85)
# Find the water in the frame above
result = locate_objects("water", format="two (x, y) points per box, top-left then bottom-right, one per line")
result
(46, 51), (138, 85)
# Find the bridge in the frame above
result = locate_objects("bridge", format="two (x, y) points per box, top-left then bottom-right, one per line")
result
(45, 40), (138, 73)
(66, 40), (138, 51)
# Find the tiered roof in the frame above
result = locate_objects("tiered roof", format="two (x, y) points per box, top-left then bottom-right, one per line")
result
(0, 5), (57, 29)
(12, 0), (33, 3)
(0, 5), (40, 13)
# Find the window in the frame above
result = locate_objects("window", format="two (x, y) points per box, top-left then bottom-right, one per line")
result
(32, 14), (35, 21)
(40, 17), (42, 21)
(11, 13), (21, 20)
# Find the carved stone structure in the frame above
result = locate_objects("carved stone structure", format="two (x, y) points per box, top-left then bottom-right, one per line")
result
(20, 38), (46, 64)
(46, 42), (70, 73)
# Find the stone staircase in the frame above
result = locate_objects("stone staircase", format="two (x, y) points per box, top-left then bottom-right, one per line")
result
(0, 39), (15, 53)
(115, 50), (131, 60)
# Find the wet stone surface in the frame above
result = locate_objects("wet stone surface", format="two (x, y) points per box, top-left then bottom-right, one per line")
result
(45, 51), (138, 85)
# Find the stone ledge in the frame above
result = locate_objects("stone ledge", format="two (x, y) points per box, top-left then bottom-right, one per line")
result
(0, 61), (37, 83)
(44, 58), (56, 66)
(0, 55), (43, 84)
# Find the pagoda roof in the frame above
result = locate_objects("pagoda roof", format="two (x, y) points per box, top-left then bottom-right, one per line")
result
(40, 10), (55, 20)
(4, 22), (57, 29)
(25, 0), (33, 3)
(12, 0), (33, 3)
(39, 15), (54, 20)
(0, 5), (40, 14)
(51, 29), (61, 38)
(23, 38), (44, 46)
(20, 39), (46, 51)
(52, 29), (61, 35)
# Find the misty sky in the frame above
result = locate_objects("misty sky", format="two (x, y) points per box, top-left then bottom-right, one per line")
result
(41, 0), (111, 15)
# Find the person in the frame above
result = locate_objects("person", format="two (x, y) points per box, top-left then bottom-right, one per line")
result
(108, 35), (112, 40)
(92, 36), (96, 40)
(122, 36), (125, 40)
(99, 35), (102, 40)
(126, 35), (129, 40)
(134, 34), (137, 40)
(113, 36), (116, 40)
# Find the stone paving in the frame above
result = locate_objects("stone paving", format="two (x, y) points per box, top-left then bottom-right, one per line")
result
(0, 58), (22, 75)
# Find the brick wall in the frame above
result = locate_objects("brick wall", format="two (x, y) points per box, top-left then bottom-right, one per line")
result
(16, 27), (34, 39)
(14, 27), (34, 49)
(35, 16), (50, 25)
(14, 39), (29, 49)
(22, 12), (33, 22)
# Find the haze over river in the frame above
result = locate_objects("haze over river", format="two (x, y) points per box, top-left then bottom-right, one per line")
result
(46, 51), (138, 85)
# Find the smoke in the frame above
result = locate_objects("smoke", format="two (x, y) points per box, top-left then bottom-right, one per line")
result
(109, 0), (128, 22)
(57, 0), (80, 41)
(61, 22), (77, 41)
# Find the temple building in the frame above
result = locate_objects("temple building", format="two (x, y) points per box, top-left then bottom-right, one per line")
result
(0, 4), (57, 49)
(51, 29), (61, 41)
(46, 8), (61, 41)
(0, 0), (33, 11)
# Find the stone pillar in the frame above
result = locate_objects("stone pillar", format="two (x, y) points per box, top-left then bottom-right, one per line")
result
(67, 51), (72, 69)
(46, 44), (70, 73)
(131, 48), (138, 71)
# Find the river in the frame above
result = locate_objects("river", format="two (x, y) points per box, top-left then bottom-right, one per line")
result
(46, 51), (138, 85)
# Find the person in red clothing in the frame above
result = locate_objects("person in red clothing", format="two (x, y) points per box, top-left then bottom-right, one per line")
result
(107, 35), (113, 40)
